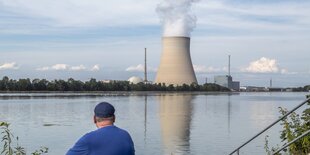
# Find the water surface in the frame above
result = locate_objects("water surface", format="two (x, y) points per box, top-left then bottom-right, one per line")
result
(0, 92), (308, 154)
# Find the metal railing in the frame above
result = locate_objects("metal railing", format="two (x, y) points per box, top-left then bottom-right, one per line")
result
(272, 129), (310, 155)
(229, 97), (310, 155)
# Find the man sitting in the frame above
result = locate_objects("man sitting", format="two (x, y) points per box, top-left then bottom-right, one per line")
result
(66, 102), (135, 155)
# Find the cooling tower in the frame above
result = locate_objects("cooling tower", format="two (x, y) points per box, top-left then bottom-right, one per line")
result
(155, 37), (197, 85)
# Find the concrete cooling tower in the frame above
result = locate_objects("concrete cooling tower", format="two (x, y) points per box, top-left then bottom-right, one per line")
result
(155, 37), (197, 85)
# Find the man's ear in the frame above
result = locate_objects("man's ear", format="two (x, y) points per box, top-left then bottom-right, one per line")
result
(112, 115), (115, 123)
(93, 116), (97, 124)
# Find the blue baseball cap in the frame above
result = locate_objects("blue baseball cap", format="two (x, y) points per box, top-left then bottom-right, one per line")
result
(94, 102), (115, 118)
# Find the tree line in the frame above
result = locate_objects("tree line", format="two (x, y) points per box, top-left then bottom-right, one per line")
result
(0, 76), (230, 92)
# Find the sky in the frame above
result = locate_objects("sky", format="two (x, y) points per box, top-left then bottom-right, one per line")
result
(0, 0), (310, 87)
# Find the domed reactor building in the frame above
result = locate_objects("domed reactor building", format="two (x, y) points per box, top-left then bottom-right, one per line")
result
(155, 37), (197, 85)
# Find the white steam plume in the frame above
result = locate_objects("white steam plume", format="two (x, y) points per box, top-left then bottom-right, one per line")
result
(156, 0), (198, 37)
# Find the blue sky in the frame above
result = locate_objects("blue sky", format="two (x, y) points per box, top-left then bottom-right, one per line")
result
(0, 0), (310, 87)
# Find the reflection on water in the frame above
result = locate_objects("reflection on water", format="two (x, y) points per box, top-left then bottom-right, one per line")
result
(227, 95), (231, 133)
(144, 96), (148, 143)
(249, 101), (277, 129)
(158, 94), (194, 155)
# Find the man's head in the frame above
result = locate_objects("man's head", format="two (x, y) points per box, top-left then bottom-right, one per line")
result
(94, 102), (115, 127)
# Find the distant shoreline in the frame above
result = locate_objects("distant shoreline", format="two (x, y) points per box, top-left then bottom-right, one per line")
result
(0, 91), (307, 98)
(0, 91), (243, 98)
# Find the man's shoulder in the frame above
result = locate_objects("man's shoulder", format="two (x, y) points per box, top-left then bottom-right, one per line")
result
(113, 126), (131, 135)
(85, 126), (131, 139)
(89, 125), (125, 133)
(102, 126), (132, 137)
(113, 125), (128, 132)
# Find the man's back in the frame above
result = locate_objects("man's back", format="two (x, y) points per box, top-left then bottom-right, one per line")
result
(67, 125), (135, 155)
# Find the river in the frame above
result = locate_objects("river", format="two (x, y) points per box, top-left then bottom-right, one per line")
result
(0, 92), (308, 155)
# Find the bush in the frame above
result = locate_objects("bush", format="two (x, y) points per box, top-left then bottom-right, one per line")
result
(0, 122), (48, 155)
(265, 95), (310, 155)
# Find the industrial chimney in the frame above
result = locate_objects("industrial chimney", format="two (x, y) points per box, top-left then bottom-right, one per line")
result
(155, 37), (197, 85)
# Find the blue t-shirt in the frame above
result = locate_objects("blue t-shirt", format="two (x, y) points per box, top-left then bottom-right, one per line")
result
(67, 125), (135, 155)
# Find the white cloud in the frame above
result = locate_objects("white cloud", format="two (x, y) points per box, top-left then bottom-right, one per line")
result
(193, 65), (208, 73)
(51, 64), (68, 70)
(281, 69), (288, 74)
(126, 64), (144, 72)
(0, 62), (19, 70)
(90, 65), (100, 71)
(193, 65), (226, 73)
(36, 66), (49, 71)
(280, 69), (297, 75)
(37, 64), (99, 71)
(126, 64), (157, 72)
(70, 65), (86, 71)
(36, 64), (68, 71)
(242, 57), (289, 74)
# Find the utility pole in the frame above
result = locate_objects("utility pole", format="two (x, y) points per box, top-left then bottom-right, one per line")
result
(144, 48), (148, 83)
(228, 55), (231, 76)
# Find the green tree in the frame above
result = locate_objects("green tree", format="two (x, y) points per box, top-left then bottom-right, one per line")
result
(190, 82), (200, 91)
(54, 80), (68, 91)
(46, 81), (56, 91)
(84, 78), (98, 91)
(0, 76), (234, 92)
(32, 79), (48, 91)
(67, 78), (84, 91)
(7, 79), (17, 91)
(17, 79), (32, 91)
(167, 84), (175, 91)
(0, 76), (10, 90)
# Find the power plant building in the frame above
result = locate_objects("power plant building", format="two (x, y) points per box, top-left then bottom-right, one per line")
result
(155, 37), (197, 85)
(128, 76), (143, 84)
(214, 75), (240, 91)
(214, 55), (240, 91)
